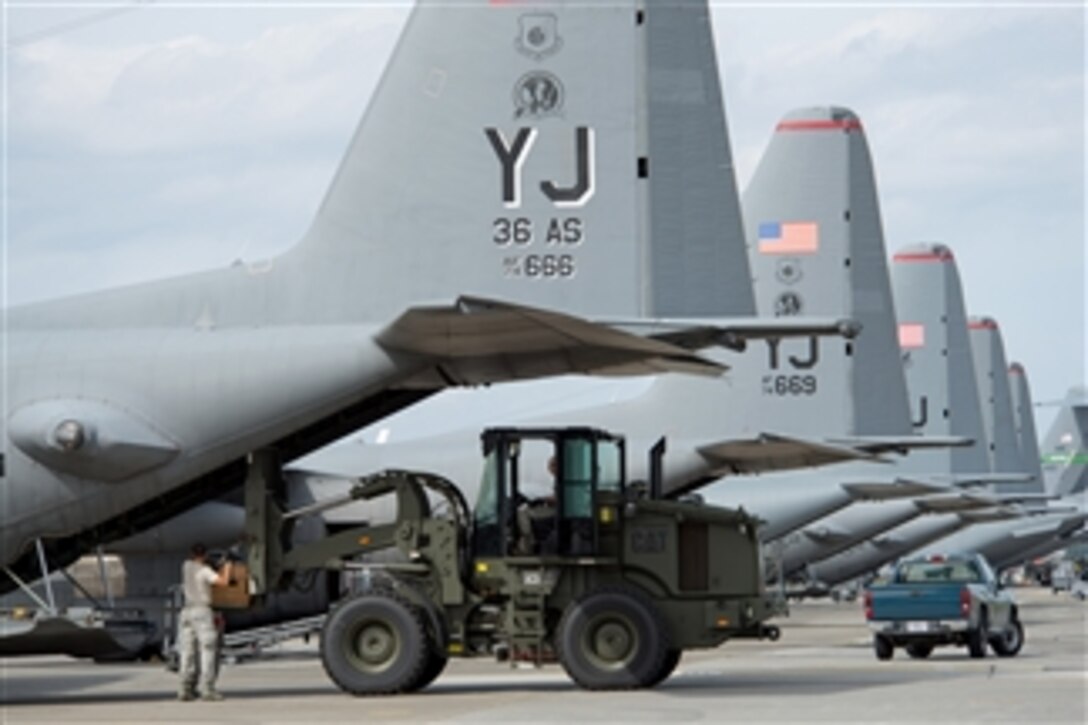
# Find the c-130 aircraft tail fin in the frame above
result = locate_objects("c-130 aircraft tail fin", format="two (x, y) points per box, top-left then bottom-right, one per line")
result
(740, 107), (913, 439)
(282, 0), (746, 324)
(891, 245), (992, 475)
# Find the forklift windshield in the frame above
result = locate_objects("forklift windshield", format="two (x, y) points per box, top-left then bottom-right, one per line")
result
(472, 443), (509, 557)
(471, 429), (625, 559)
(560, 438), (593, 518)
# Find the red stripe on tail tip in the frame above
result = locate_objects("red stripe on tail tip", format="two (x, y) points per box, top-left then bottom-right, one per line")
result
(893, 250), (955, 263)
(969, 319), (998, 331)
(776, 119), (863, 133)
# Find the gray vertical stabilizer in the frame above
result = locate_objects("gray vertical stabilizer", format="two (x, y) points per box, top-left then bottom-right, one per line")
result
(969, 318), (1027, 479)
(891, 245), (990, 474)
(742, 107), (910, 436)
(646, 0), (752, 317)
(1008, 363), (1044, 488)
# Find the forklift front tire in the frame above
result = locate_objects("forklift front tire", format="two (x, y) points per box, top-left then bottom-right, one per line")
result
(320, 592), (430, 696)
(557, 587), (668, 690)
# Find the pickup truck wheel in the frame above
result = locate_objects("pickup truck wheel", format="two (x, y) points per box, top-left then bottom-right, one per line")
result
(873, 634), (894, 661)
(320, 592), (429, 695)
(990, 616), (1024, 657)
(905, 642), (933, 659)
(967, 610), (988, 659)
(557, 588), (668, 690)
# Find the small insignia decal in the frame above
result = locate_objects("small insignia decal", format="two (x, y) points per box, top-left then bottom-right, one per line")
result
(774, 291), (804, 317)
(776, 257), (803, 285)
(516, 13), (563, 61)
(514, 72), (564, 119)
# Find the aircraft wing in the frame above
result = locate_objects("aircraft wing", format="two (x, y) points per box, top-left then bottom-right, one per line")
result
(602, 316), (860, 351)
(377, 296), (727, 385)
(828, 435), (974, 455)
(696, 433), (884, 476)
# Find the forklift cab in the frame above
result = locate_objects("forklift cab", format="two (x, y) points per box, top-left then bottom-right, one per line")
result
(472, 428), (625, 559)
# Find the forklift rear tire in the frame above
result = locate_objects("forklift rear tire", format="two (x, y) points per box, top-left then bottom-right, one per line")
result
(320, 592), (429, 695)
(556, 588), (668, 690)
(647, 648), (681, 687)
(410, 646), (448, 691)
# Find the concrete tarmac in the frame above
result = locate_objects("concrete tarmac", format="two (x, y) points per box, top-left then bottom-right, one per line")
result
(1, 587), (1084, 723)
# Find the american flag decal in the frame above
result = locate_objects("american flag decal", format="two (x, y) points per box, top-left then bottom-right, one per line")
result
(758, 221), (819, 255)
(899, 323), (925, 349)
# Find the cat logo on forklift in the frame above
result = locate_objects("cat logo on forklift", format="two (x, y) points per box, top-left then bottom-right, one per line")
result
(630, 527), (668, 554)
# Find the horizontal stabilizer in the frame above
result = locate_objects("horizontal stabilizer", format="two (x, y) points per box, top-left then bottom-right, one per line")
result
(378, 296), (726, 385)
(958, 507), (1024, 523)
(871, 534), (906, 549)
(829, 435), (973, 456)
(782, 583), (832, 599)
(941, 472), (1039, 488)
(914, 493), (999, 513)
(1011, 518), (1066, 539)
(803, 524), (853, 544)
(606, 316), (859, 352)
(977, 492), (1056, 505)
(1039, 505), (1085, 515)
(840, 478), (949, 501)
(697, 433), (882, 475)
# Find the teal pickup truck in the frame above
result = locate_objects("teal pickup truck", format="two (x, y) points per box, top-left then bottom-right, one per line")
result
(863, 553), (1024, 660)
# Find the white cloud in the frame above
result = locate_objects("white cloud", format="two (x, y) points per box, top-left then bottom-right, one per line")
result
(7, 6), (411, 303)
(9, 9), (407, 154)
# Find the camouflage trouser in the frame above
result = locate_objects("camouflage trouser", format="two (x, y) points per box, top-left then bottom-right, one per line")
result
(178, 605), (219, 695)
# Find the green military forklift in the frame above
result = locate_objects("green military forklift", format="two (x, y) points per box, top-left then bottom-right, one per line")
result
(242, 427), (778, 694)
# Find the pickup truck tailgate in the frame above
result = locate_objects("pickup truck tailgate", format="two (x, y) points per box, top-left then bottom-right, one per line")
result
(871, 585), (963, 621)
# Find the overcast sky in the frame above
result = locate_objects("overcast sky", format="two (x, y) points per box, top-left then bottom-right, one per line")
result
(5, 0), (1085, 434)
